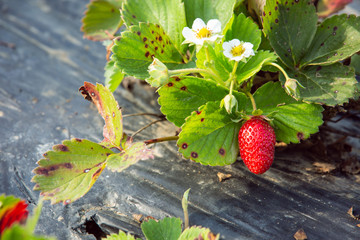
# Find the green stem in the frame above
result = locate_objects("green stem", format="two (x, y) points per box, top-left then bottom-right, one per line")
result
(225, 61), (239, 88)
(169, 68), (224, 86)
(231, 61), (239, 77)
(205, 46), (211, 63)
(266, 62), (290, 80)
(245, 91), (257, 111)
(144, 136), (179, 145)
(229, 78), (235, 95)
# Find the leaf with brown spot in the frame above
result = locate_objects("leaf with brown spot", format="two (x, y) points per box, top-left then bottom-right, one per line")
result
(158, 76), (246, 127)
(121, 0), (187, 54)
(301, 15), (360, 67)
(81, 0), (124, 41)
(79, 82), (123, 148)
(178, 101), (241, 166)
(106, 140), (153, 172)
(178, 226), (220, 240)
(111, 22), (184, 79)
(32, 138), (113, 205)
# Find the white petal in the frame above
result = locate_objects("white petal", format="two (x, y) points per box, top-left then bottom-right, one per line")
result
(244, 49), (255, 58)
(182, 27), (194, 38)
(223, 50), (233, 59)
(207, 19), (221, 33)
(194, 38), (205, 45)
(228, 39), (241, 47)
(208, 34), (221, 42)
(192, 18), (206, 31)
(182, 27), (198, 44)
(222, 41), (232, 51)
(232, 56), (244, 61)
(243, 42), (254, 50)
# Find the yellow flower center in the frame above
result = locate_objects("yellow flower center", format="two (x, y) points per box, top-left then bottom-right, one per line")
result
(196, 27), (211, 39)
(231, 44), (245, 57)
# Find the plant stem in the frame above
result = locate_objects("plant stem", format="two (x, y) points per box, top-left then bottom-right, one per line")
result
(266, 62), (290, 80)
(226, 61), (239, 88)
(131, 119), (165, 138)
(229, 78), (235, 95)
(123, 112), (164, 118)
(231, 61), (239, 77)
(245, 91), (257, 111)
(144, 136), (179, 145)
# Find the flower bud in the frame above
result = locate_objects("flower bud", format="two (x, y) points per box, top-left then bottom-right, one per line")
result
(221, 94), (238, 114)
(284, 78), (301, 99)
(146, 58), (169, 87)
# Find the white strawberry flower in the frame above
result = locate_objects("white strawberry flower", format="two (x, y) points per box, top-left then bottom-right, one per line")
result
(182, 18), (222, 46)
(222, 39), (255, 62)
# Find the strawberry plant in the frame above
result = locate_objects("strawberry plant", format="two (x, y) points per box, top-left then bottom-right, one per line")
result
(31, 0), (359, 206)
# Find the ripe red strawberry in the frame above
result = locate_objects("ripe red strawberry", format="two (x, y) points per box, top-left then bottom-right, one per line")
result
(238, 117), (276, 174)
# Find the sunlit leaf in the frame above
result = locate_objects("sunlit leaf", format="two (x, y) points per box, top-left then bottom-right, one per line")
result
(178, 101), (241, 166)
(158, 76), (245, 127)
(178, 226), (220, 240)
(79, 82), (123, 148)
(81, 0), (123, 41)
(262, 0), (317, 69)
(122, 0), (187, 54)
(223, 13), (262, 51)
(248, 82), (324, 143)
(196, 43), (277, 85)
(32, 139), (113, 205)
(141, 217), (182, 240)
(111, 23), (184, 79)
(106, 141), (153, 172)
(102, 231), (139, 240)
(183, 0), (236, 32)
(105, 60), (125, 92)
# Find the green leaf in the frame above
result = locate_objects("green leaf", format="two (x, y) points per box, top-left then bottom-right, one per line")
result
(284, 63), (358, 106)
(223, 13), (262, 51)
(102, 231), (139, 240)
(262, 0), (317, 69)
(249, 82), (323, 143)
(1, 225), (56, 240)
(105, 60), (125, 92)
(177, 101), (241, 166)
(196, 43), (232, 82)
(196, 43), (277, 85)
(234, 50), (277, 83)
(106, 141), (153, 172)
(32, 139), (113, 205)
(350, 54), (360, 75)
(158, 76), (244, 127)
(111, 23), (184, 79)
(81, 0), (123, 41)
(300, 14), (360, 67)
(121, 0), (187, 53)
(183, 0), (236, 31)
(178, 226), (220, 240)
(79, 82), (123, 148)
(141, 217), (182, 240)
